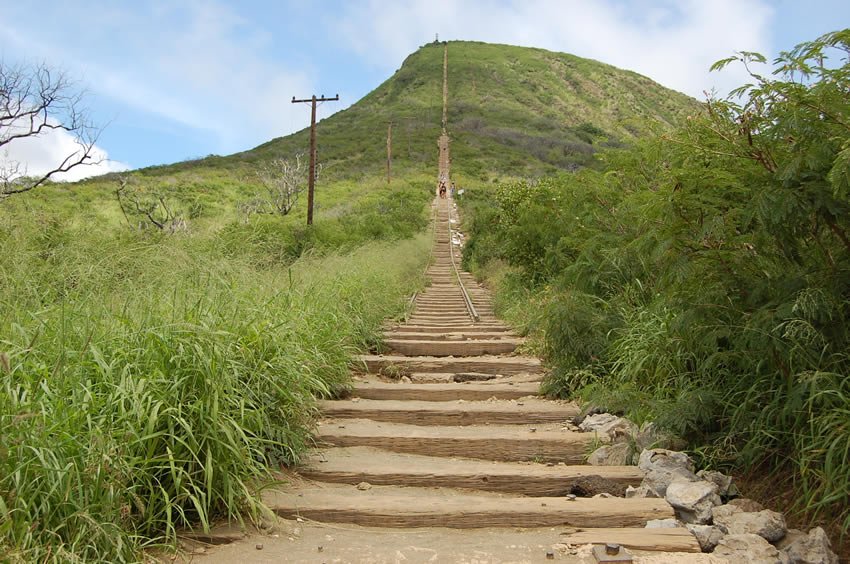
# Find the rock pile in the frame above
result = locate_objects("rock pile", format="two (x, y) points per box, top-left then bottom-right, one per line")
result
(578, 412), (839, 563)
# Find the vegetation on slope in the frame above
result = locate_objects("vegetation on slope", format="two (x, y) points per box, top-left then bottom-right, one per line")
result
(68, 39), (695, 205)
(0, 37), (733, 561)
(461, 30), (850, 537)
(1, 168), (431, 561)
(252, 41), (697, 181)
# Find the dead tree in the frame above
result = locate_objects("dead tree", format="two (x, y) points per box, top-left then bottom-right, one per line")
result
(115, 175), (186, 233)
(1, 62), (102, 198)
(245, 154), (306, 217)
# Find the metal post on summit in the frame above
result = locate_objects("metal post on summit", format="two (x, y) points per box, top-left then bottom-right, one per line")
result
(291, 93), (339, 225)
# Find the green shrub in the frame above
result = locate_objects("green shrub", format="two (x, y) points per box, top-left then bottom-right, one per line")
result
(460, 30), (850, 535)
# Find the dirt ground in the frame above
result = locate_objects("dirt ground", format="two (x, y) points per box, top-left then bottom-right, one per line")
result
(171, 518), (729, 564)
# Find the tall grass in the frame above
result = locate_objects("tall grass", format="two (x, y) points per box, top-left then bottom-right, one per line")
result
(0, 209), (430, 562)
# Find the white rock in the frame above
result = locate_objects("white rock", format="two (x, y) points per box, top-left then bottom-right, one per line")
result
(714, 507), (787, 543)
(713, 534), (790, 564)
(587, 442), (632, 466)
(781, 527), (839, 564)
(686, 524), (727, 552)
(603, 417), (639, 442)
(665, 480), (722, 524)
(625, 485), (660, 499)
(639, 449), (695, 473)
(642, 467), (700, 497)
(712, 503), (742, 523)
(697, 470), (737, 497)
(578, 413), (620, 432)
(646, 518), (683, 528)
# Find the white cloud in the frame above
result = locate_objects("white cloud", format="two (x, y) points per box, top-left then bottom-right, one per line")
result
(0, 1), (319, 155)
(2, 128), (129, 182)
(331, 0), (774, 99)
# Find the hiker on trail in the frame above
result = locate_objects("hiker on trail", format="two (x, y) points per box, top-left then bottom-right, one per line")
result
(450, 182), (456, 198)
(439, 182), (447, 199)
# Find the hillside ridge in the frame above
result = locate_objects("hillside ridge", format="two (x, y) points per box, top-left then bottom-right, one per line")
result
(130, 40), (699, 183)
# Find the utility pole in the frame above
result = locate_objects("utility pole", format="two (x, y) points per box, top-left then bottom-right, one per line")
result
(442, 44), (449, 135)
(291, 93), (339, 225)
(386, 121), (393, 185)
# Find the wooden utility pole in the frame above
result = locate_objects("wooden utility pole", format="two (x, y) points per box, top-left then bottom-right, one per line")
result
(386, 122), (393, 185)
(291, 94), (339, 225)
(441, 44), (449, 135)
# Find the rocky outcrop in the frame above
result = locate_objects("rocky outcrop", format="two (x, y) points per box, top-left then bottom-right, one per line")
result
(779, 527), (839, 564)
(686, 524), (727, 552)
(575, 415), (838, 562)
(713, 534), (790, 563)
(638, 448), (699, 497)
(712, 505), (787, 543)
(587, 442), (633, 466)
(696, 469), (737, 498)
(645, 518), (682, 528)
(665, 480), (722, 524)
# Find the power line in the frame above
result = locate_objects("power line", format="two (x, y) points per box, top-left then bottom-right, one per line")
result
(291, 94), (339, 225)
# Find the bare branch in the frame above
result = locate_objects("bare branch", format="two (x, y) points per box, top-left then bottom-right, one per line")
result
(1, 61), (104, 199)
(245, 154), (307, 217)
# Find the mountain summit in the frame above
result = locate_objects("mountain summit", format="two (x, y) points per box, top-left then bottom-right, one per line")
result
(242, 40), (698, 181)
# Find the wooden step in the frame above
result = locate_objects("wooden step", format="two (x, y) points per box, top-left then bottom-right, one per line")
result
(320, 398), (575, 425)
(413, 306), (470, 313)
(386, 339), (520, 356)
(351, 381), (538, 401)
(266, 484), (673, 528)
(385, 331), (516, 341)
(316, 419), (588, 462)
(401, 372), (543, 384)
(301, 447), (642, 495)
(387, 325), (513, 334)
(560, 528), (701, 553)
(358, 354), (542, 375)
(406, 316), (480, 323)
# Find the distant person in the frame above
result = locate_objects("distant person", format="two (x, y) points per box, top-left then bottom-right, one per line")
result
(450, 182), (456, 198)
(439, 183), (447, 199)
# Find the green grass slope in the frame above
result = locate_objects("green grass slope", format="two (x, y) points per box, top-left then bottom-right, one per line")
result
(247, 40), (699, 180)
(92, 40), (698, 194)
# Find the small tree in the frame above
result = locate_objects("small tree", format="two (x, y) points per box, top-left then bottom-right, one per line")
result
(249, 155), (307, 216)
(1, 62), (102, 198)
(115, 175), (187, 233)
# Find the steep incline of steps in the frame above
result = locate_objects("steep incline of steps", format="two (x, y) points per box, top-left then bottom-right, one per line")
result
(265, 196), (699, 556)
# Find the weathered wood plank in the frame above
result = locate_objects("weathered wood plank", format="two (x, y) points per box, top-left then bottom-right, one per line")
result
(351, 381), (539, 401)
(316, 419), (591, 463)
(319, 398), (575, 425)
(266, 486), (673, 528)
(300, 447), (641, 495)
(560, 527), (701, 553)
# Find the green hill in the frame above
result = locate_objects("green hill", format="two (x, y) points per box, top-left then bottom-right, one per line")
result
(15, 40), (699, 229)
(242, 40), (698, 180)
(124, 41), (698, 184)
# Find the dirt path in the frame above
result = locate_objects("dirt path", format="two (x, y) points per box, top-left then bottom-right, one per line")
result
(193, 45), (712, 564)
(192, 196), (713, 563)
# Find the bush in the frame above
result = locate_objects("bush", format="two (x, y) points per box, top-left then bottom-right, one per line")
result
(460, 30), (850, 535)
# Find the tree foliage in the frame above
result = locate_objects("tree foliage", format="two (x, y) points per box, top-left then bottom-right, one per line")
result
(462, 30), (850, 532)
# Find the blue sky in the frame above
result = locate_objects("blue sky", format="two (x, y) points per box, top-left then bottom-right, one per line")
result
(1, 0), (848, 178)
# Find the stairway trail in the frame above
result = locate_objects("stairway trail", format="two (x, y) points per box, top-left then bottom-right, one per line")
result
(258, 195), (699, 559)
(202, 43), (700, 563)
